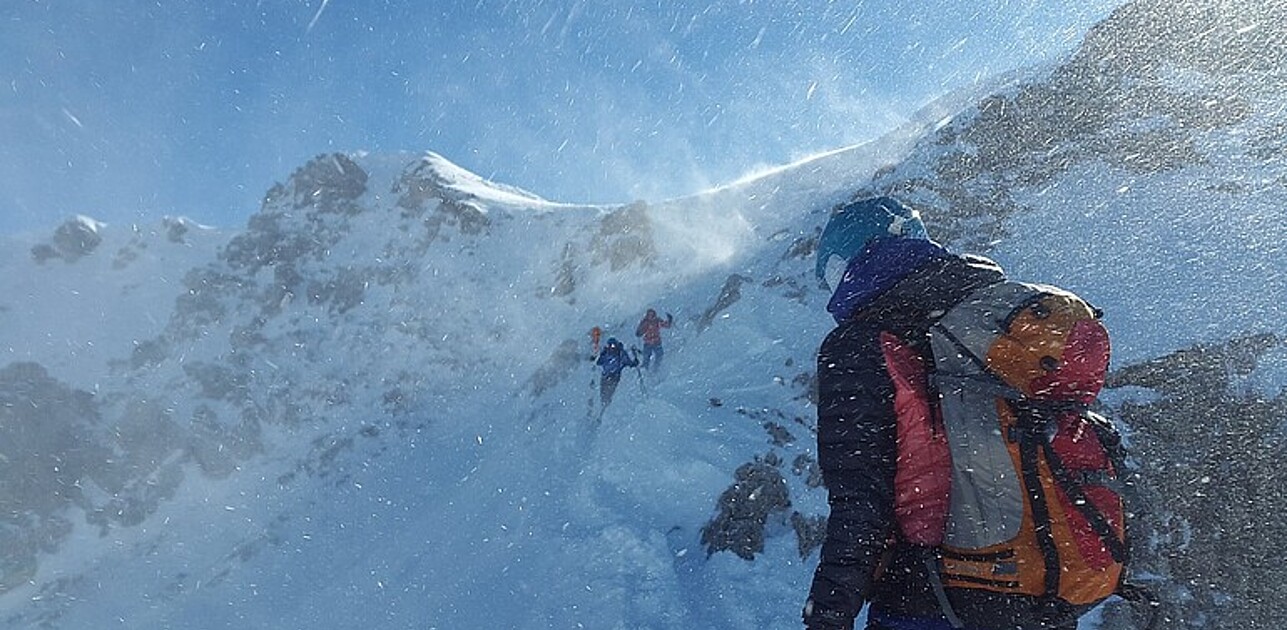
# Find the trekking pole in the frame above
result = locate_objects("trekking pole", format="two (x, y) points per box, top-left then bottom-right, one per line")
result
(630, 347), (648, 396)
(586, 327), (602, 419)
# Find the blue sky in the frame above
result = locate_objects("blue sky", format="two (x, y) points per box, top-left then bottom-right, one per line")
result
(0, 0), (1122, 235)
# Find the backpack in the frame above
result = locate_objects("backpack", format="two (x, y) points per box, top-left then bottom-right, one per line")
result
(881, 280), (1127, 628)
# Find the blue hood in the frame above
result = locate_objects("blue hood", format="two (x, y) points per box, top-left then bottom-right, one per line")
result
(826, 238), (952, 324)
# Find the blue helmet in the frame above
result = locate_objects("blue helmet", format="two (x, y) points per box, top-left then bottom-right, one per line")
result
(605, 337), (621, 349)
(815, 196), (928, 289)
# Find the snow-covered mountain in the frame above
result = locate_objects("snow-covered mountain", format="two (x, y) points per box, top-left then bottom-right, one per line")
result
(0, 140), (882, 628)
(1, 1), (1284, 628)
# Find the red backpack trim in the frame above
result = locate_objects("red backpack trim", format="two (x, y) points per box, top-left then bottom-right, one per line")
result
(881, 332), (952, 547)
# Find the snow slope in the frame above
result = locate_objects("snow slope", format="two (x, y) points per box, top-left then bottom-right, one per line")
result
(0, 143), (866, 629)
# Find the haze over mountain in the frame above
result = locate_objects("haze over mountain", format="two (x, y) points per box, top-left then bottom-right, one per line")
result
(1, 1), (1284, 628)
(0, 0), (1122, 236)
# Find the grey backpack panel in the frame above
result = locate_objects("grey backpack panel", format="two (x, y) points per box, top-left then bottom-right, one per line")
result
(928, 281), (1051, 550)
(935, 375), (1025, 549)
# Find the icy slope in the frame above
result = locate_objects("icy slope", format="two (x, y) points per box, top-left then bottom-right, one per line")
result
(0, 141), (893, 628)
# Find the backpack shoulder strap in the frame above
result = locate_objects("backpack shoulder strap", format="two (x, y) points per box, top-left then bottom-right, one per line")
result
(1019, 406), (1129, 566)
(1084, 410), (1128, 475)
(1038, 435), (1130, 564)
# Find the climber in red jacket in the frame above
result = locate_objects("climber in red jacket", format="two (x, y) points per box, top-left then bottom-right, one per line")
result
(634, 308), (673, 371)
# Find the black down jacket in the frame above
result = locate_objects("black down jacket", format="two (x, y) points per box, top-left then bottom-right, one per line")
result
(804, 249), (1007, 630)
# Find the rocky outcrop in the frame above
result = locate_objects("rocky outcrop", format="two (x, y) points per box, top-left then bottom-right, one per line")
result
(701, 455), (792, 560)
(704, 387), (819, 561)
(548, 243), (579, 299)
(590, 201), (656, 271)
(0, 363), (107, 592)
(30, 215), (104, 263)
(696, 274), (753, 333)
(267, 152), (368, 212)
(394, 158), (491, 239)
(862, 1), (1285, 252)
(1102, 334), (1286, 629)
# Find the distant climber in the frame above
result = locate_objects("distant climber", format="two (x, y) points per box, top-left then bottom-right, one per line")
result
(595, 337), (638, 409)
(634, 308), (673, 371)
